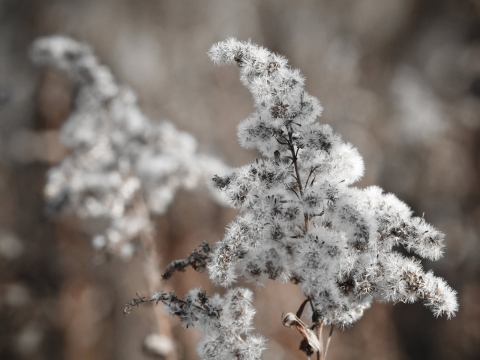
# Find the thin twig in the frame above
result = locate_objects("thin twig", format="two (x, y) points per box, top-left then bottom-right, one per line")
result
(304, 214), (310, 230)
(304, 166), (319, 190)
(275, 138), (288, 146)
(309, 299), (324, 360)
(287, 186), (302, 200)
(285, 127), (312, 231)
(287, 129), (303, 196)
(296, 298), (311, 318)
(324, 326), (334, 360)
(315, 319), (324, 360)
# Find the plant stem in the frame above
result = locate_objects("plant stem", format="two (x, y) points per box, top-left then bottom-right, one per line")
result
(324, 326), (334, 360)
(286, 128), (311, 231)
(287, 130), (303, 196)
(136, 198), (177, 360)
(315, 318), (324, 360)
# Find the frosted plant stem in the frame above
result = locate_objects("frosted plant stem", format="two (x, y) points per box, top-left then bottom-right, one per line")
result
(136, 198), (177, 360)
(324, 326), (334, 360)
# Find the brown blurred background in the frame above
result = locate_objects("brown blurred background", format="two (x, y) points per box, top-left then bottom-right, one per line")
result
(1, 0), (480, 359)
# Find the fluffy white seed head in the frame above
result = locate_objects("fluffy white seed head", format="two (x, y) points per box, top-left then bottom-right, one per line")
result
(209, 38), (458, 327)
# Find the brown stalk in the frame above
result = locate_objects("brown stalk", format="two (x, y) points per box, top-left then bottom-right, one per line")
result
(324, 326), (334, 360)
(135, 197), (177, 360)
(315, 319), (324, 360)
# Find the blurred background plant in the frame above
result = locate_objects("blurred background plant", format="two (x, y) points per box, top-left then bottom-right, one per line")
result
(1, 0), (480, 359)
(28, 34), (229, 360)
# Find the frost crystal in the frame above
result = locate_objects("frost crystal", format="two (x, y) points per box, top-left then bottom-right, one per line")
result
(207, 38), (458, 326)
(31, 36), (228, 258)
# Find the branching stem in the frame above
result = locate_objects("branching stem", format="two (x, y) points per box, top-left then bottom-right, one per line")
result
(285, 127), (311, 230)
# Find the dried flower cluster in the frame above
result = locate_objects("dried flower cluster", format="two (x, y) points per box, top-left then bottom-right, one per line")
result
(207, 38), (458, 327)
(127, 38), (458, 360)
(162, 241), (212, 280)
(125, 288), (265, 360)
(127, 39), (458, 360)
(30, 36), (227, 258)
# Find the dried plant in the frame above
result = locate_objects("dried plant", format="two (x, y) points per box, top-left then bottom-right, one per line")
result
(129, 38), (457, 360)
(30, 36), (229, 360)
(162, 241), (212, 280)
(31, 36), (228, 259)
(127, 288), (265, 360)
